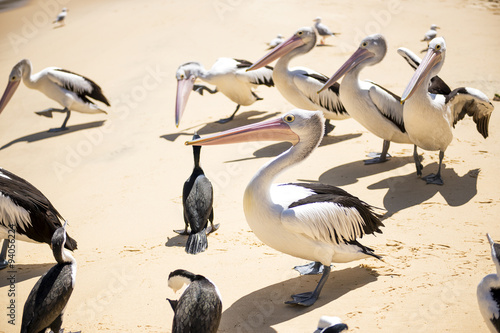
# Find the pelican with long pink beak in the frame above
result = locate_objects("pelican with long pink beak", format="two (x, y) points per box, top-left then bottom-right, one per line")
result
(401, 37), (494, 185)
(0, 59), (109, 132)
(186, 109), (383, 306)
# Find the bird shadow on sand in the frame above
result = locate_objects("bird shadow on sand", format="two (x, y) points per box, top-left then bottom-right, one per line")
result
(0, 263), (54, 287)
(164, 234), (186, 249)
(220, 266), (377, 332)
(160, 110), (281, 142)
(0, 120), (106, 150)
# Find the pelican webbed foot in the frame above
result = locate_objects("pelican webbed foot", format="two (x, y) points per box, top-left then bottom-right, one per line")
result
(193, 85), (218, 96)
(324, 119), (335, 136)
(422, 173), (443, 185)
(217, 105), (240, 124)
(286, 265), (331, 307)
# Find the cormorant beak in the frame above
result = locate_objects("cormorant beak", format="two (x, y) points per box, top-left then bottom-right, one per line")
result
(0, 80), (20, 114)
(247, 34), (305, 71)
(175, 75), (196, 127)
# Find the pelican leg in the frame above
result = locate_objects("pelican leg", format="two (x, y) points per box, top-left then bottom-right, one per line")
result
(294, 261), (325, 275)
(193, 85), (218, 96)
(422, 150), (444, 185)
(217, 105), (240, 124)
(0, 240), (8, 270)
(251, 91), (263, 101)
(365, 140), (391, 164)
(35, 107), (67, 118)
(48, 108), (71, 132)
(413, 145), (423, 177)
(324, 119), (335, 135)
(286, 265), (331, 306)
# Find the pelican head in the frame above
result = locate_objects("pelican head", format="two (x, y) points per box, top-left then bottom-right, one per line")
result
(318, 34), (386, 93)
(175, 62), (204, 127)
(247, 27), (316, 71)
(401, 37), (446, 102)
(0, 59), (30, 114)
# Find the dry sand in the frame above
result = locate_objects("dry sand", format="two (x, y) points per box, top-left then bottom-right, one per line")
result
(0, 0), (499, 332)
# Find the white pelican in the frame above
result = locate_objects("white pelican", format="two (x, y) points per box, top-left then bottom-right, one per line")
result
(314, 316), (348, 333)
(186, 109), (383, 306)
(0, 167), (77, 270)
(21, 221), (76, 333)
(421, 24), (439, 42)
(167, 269), (222, 333)
(53, 8), (68, 26)
(313, 17), (340, 45)
(401, 37), (494, 185)
(477, 234), (500, 332)
(0, 59), (110, 132)
(175, 58), (274, 127)
(268, 34), (284, 49)
(247, 27), (349, 134)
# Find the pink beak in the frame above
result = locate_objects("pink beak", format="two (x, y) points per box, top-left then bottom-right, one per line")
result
(175, 75), (195, 127)
(0, 80), (20, 114)
(247, 34), (305, 71)
(401, 48), (442, 102)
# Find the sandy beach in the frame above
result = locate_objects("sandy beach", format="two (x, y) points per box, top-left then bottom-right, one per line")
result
(0, 0), (499, 332)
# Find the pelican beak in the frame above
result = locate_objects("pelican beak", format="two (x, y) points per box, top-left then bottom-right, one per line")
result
(0, 80), (20, 115)
(175, 75), (196, 127)
(247, 34), (305, 71)
(185, 115), (299, 146)
(487, 233), (494, 246)
(318, 47), (374, 94)
(401, 47), (442, 102)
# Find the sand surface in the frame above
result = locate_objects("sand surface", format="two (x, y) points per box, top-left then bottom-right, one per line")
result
(0, 0), (499, 332)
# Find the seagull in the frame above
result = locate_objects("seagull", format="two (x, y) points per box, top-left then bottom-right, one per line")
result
(421, 24), (440, 42)
(186, 109), (384, 306)
(53, 8), (68, 26)
(247, 27), (349, 134)
(0, 59), (110, 132)
(21, 221), (76, 333)
(175, 58), (274, 126)
(167, 269), (222, 333)
(401, 37), (494, 185)
(268, 34), (284, 49)
(313, 17), (340, 45)
(477, 233), (500, 332)
(0, 167), (77, 270)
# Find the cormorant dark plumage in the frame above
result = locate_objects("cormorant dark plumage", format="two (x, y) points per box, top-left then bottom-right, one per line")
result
(0, 167), (77, 270)
(167, 269), (222, 333)
(174, 134), (218, 254)
(21, 221), (77, 333)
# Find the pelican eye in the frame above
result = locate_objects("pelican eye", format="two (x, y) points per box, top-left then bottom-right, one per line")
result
(362, 42), (367, 47)
(284, 114), (295, 123)
(180, 74), (185, 79)
(298, 31), (303, 36)
(10, 76), (17, 81)
(435, 44), (441, 50)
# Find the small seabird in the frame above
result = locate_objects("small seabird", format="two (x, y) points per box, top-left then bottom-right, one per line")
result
(53, 8), (68, 26)
(268, 34), (284, 49)
(421, 24), (439, 42)
(174, 133), (219, 255)
(0, 167), (77, 270)
(401, 37), (494, 185)
(477, 234), (500, 332)
(175, 58), (274, 126)
(0, 59), (110, 132)
(186, 110), (384, 306)
(314, 316), (348, 333)
(21, 221), (77, 333)
(313, 17), (340, 45)
(167, 269), (222, 333)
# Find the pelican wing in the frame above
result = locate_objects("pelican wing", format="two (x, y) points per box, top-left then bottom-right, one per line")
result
(234, 59), (274, 87)
(279, 183), (383, 245)
(446, 87), (494, 138)
(47, 69), (110, 106)
(299, 72), (348, 116)
(367, 81), (406, 133)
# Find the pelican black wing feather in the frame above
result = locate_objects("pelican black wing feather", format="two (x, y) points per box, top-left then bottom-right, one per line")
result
(303, 73), (348, 115)
(491, 287), (500, 330)
(54, 69), (111, 106)
(234, 59), (274, 87)
(368, 81), (406, 133)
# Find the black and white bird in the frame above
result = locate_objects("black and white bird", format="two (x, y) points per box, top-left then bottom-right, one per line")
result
(53, 8), (68, 26)
(0, 59), (110, 132)
(167, 269), (222, 333)
(268, 34), (284, 49)
(174, 133), (218, 255)
(247, 27), (349, 134)
(313, 17), (340, 45)
(477, 233), (500, 332)
(0, 167), (77, 270)
(21, 221), (77, 333)
(314, 316), (348, 333)
(187, 109), (384, 306)
(175, 58), (274, 126)
(401, 37), (494, 185)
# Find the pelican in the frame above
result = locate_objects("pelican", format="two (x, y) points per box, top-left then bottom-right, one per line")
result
(21, 221), (77, 333)
(313, 17), (340, 45)
(314, 316), (348, 333)
(175, 58), (274, 127)
(174, 133), (219, 254)
(401, 37), (494, 185)
(0, 59), (110, 132)
(53, 8), (68, 26)
(268, 34), (284, 49)
(167, 269), (222, 333)
(187, 109), (384, 306)
(0, 167), (77, 270)
(247, 27), (349, 134)
(421, 24), (439, 42)
(478, 234), (500, 332)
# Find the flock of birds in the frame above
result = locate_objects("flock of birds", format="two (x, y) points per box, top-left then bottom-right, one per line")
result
(0, 7), (497, 333)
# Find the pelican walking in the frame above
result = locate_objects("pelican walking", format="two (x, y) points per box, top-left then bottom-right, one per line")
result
(175, 58), (274, 126)
(477, 234), (500, 332)
(0, 59), (110, 132)
(401, 37), (494, 185)
(187, 109), (383, 306)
